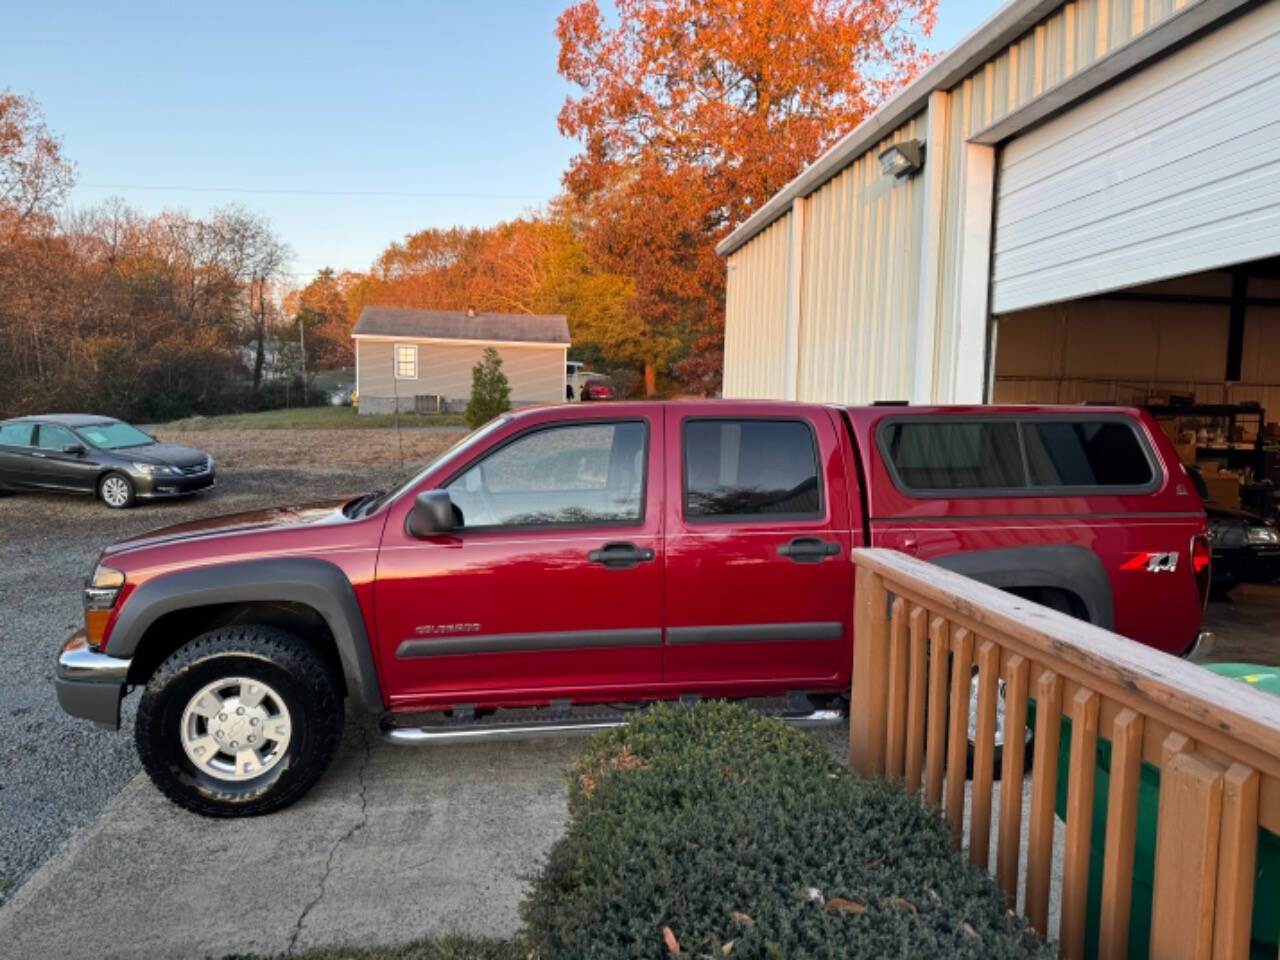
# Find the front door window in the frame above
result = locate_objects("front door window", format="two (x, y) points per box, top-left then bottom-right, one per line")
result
(445, 422), (646, 529)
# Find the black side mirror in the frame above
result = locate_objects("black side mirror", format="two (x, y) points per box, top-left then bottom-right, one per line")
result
(406, 490), (457, 538)
(63, 443), (86, 456)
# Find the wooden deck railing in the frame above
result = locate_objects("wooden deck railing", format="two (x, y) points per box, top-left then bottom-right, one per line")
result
(849, 548), (1280, 960)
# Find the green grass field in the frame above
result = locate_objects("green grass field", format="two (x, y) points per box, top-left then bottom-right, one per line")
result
(160, 406), (468, 431)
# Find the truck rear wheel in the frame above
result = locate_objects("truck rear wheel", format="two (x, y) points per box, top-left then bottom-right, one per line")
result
(135, 625), (344, 817)
(965, 587), (1087, 779)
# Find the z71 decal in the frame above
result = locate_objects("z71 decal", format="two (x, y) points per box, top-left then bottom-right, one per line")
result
(1120, 551), (1179, 573)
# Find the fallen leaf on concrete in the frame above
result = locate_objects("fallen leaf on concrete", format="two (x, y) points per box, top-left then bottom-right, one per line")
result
(663, 925), (681, 955)
(825, 898), (866, 915)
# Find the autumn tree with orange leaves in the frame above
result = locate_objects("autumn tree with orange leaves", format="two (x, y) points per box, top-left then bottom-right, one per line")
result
(556, 0), (936, 393)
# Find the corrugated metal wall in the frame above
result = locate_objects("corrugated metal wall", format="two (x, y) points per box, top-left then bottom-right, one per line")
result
(357, 340), (566, 404)
(929, 0), (1194, 399)
(723, 0), (1198, 403)
(796, 114), (927, 403)
(723, 211), (792, 398)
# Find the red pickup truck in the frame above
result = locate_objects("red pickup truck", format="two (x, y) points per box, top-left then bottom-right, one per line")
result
(55, 401), (1212, 816)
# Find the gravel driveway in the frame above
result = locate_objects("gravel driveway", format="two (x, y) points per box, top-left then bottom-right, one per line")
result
(0, 445), (456, 902)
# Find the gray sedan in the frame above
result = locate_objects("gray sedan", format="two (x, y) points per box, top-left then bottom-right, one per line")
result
(0, 414), (214, 508)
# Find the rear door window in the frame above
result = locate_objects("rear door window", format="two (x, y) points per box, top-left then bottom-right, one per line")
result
(683, 419), (822, 520)
(881, 421), (1023, 491)
(1023, 421), (1154, 487)
(0, 423), (33, 446)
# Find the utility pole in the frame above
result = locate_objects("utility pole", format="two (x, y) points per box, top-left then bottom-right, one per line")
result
(299, 310), (308, 404)
(250, 275), (266, 391)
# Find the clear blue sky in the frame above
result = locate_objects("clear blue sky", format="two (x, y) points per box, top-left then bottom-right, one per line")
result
(2, 0), (996, 288)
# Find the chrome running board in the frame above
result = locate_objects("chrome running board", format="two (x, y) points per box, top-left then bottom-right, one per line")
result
(382, 706), (844, 745)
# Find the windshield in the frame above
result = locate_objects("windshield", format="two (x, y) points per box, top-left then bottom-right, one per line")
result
(76, 420), (155, 450)
(357, 416), (513, 516)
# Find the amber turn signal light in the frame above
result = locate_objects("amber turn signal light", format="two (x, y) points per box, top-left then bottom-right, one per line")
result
(83, 564), (125, 651)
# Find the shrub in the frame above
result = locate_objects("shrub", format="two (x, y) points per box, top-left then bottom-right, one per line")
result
(523, 701), (1052, 960)
(464, 347), (511, 428)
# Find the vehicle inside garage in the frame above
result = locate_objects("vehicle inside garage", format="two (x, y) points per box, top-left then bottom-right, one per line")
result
(993, 262), (1280, 662)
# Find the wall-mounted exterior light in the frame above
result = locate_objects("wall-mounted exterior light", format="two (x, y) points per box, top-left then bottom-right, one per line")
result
(878, 139), (925, 179)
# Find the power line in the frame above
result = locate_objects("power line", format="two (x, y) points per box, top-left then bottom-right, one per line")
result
(78, 183), (551, 201)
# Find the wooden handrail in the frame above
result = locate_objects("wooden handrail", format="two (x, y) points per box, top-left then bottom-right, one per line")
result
(849, 548), (1280, 960)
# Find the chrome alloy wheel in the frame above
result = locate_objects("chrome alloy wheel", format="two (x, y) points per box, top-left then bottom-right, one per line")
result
(180, 677), (293, 782)
(968, 673), (1008, 748)
(100, 475), (131, 507)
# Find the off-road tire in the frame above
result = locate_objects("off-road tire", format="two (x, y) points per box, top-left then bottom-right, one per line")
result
(963, 588), (1089, 779)
(136, 625), (344, 817)
(98, 471), (136, 509)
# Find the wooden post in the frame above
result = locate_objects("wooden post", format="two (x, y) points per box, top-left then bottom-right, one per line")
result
(904, 606), (928, 793)
(945, 628), (974, 847)
(1026, 670), (1062, 935)
(1061, 688), (1100, 960)
(997, 654), (1030, 901)
(850, 566), (889, 777)
(1212, 763), (1259, 960)
(1098, 709), (1145, 960)
(1150, 750), (1225, 960)
(885, 598), (909, 779)
(925, 616), (950, 807)
(969, 640), (1000, 869)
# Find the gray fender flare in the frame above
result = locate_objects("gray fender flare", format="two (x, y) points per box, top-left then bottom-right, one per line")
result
(931, 544), (1113, 630)
(110, 557), (383, 712)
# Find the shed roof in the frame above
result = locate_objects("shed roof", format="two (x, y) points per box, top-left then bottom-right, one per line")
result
(352, 307), (570, 345)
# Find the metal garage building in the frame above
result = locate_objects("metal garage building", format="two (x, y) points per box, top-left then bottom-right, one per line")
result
(718, 0), (1280, 409)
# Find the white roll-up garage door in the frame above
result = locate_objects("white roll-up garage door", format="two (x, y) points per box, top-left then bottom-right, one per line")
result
(990, 2), (1280, 315)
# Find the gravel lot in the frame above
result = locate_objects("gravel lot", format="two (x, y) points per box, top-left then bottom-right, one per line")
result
(0, 428), (463, 902)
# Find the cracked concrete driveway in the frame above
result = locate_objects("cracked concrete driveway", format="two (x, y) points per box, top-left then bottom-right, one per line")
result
(0, 718), (579, 958)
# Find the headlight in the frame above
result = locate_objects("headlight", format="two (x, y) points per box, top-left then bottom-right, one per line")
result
(84, 564), (125, 650)
(132, 462), (177, 476)
(1247, 526), (1279, 545)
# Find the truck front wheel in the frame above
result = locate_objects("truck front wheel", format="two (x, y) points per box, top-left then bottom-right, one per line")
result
(135, 625), (345, 817)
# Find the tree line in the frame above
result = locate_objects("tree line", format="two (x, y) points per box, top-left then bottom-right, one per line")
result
(0, 0), (935, 419)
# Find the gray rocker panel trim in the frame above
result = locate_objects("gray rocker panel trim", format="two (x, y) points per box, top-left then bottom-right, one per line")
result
(666, 621), (844, 645)
(396, 628), (661, 659)
(109, 557), (383, 713)
(931, 544), (1114, 630)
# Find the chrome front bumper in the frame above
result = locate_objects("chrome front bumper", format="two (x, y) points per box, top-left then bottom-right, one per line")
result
(55, 632), (132, 729)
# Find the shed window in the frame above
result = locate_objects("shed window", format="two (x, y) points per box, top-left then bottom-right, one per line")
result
(394, 345), (417, 379)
